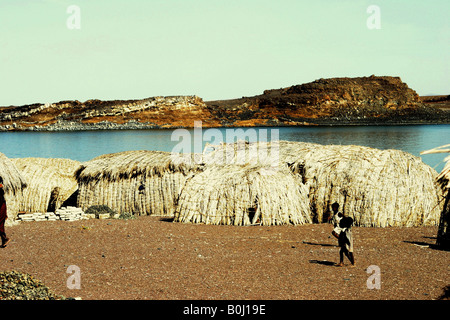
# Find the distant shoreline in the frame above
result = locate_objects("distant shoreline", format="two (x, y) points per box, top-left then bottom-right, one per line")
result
(1, 117), (449, 132)
(1, 121), (449, 132)
(1, 76), (449, 131)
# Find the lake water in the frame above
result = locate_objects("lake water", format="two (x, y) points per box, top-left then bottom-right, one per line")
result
(0, 124), (449, 172)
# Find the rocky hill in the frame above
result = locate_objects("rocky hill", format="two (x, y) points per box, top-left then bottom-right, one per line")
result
(0, 96), (219, 131)
(420, 95), (450, 111)
(0, 76), (447, 131)
(206, 75), (449, 126)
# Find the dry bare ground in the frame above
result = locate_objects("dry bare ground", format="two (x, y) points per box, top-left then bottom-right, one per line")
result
(1, 216), (449, 301)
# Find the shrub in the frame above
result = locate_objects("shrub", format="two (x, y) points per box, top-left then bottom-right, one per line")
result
(117, 212), (136, 220)
(85, 205), (117, 219)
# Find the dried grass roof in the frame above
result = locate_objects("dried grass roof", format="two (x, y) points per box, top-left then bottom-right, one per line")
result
(174, 164), (312, 226)
(12, 157), (81, 213)
(203, 140), (441, 227)
(288, 143), (440, 226)
(75, 150), (200, 182)
(421, 144), (450, 189)
(202, 140), (318, 167)
(0, 152), (27, 194)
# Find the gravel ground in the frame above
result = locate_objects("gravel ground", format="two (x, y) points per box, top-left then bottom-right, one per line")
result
(0, 270), (66, 300)
(0, 216), (449, 300)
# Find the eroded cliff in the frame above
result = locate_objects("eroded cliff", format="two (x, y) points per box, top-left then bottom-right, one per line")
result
(0, 76), (447, 131)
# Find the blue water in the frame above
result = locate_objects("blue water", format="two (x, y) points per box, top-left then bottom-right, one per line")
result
(0, 125), (449, 172)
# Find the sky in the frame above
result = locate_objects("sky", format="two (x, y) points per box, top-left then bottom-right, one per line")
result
(0, 0), (448, 106)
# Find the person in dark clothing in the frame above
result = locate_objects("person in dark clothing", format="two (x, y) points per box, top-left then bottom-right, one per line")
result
(329, 202), (344, 240)
(0, 184), (10, 248)
(336, 216), (355, 267)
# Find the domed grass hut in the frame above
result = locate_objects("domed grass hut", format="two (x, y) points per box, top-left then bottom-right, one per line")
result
(0, 152), (27, 219)
(204, 141), (442, 227)
(74, 150), (200, 216)
(421, 144), (450, 249)
(12, 158), (81, 214)
(173, 164), (312, 226)
(282, 142), (442, 227)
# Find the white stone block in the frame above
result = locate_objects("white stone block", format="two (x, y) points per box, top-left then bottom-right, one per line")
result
(98, 214), (110, 220)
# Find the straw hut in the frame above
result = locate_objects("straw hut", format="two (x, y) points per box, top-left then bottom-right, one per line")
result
(204, 140), (442, 227)
(0, 152), (28, 219)
(75, 150), (200, 216)
(174, 164), (312, 226)
(421, 144), (450, 249)
(283, 142), (442, 226)
(12, 158), (81, 214)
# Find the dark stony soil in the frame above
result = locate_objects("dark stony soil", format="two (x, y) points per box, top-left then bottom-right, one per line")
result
(0, 216), (449, 300)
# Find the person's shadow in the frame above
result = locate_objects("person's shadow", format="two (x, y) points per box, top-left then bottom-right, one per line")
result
(305, 241), (338, 266)
(302, 241), (336, 247)
(403, 240), (446, 251)
(309, 259), (336, 266)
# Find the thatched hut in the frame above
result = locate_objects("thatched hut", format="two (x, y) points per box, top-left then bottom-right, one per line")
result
(283, 142), (441, 226)
(0, 152), (27, 219)
(173, 164), (312, 226)
(12, 158), (80, 214)
(204, 140), (442, 227)
(421, 144), (450, 249)
(75, 150), (200, 216)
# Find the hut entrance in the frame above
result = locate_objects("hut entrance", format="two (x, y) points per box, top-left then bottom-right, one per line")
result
(247, 197), (260, 225)
(62, 189), (79, 208)
(47, 187), (60, 213)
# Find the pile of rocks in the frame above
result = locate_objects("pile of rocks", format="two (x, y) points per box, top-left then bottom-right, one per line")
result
(0, 270), (67, 300)
(17, 206), (89, 222)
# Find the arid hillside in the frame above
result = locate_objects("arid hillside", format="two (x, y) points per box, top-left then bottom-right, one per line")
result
(0, 76), (447, 131)
(420, 95), (450, 111)
(206, 76), (449, 126)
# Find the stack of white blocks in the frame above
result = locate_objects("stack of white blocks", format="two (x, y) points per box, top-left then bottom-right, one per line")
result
(17, 213), (42, 222)
(56, 206), (87, 221)
(17, 206), (89, 222)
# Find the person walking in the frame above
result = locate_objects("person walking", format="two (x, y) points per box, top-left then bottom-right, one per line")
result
(0, 184), (10, 248)
(336, 216), (355, 267)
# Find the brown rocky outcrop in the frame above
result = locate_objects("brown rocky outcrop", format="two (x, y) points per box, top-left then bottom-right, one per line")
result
(0, 76), (447, 131)
(0, 96), (220, 131)
(420, 95), (450, 111)
(206, 75), (448, 126)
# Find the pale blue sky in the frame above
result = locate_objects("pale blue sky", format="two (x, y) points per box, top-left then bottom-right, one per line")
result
(0, 0), (448, 106)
